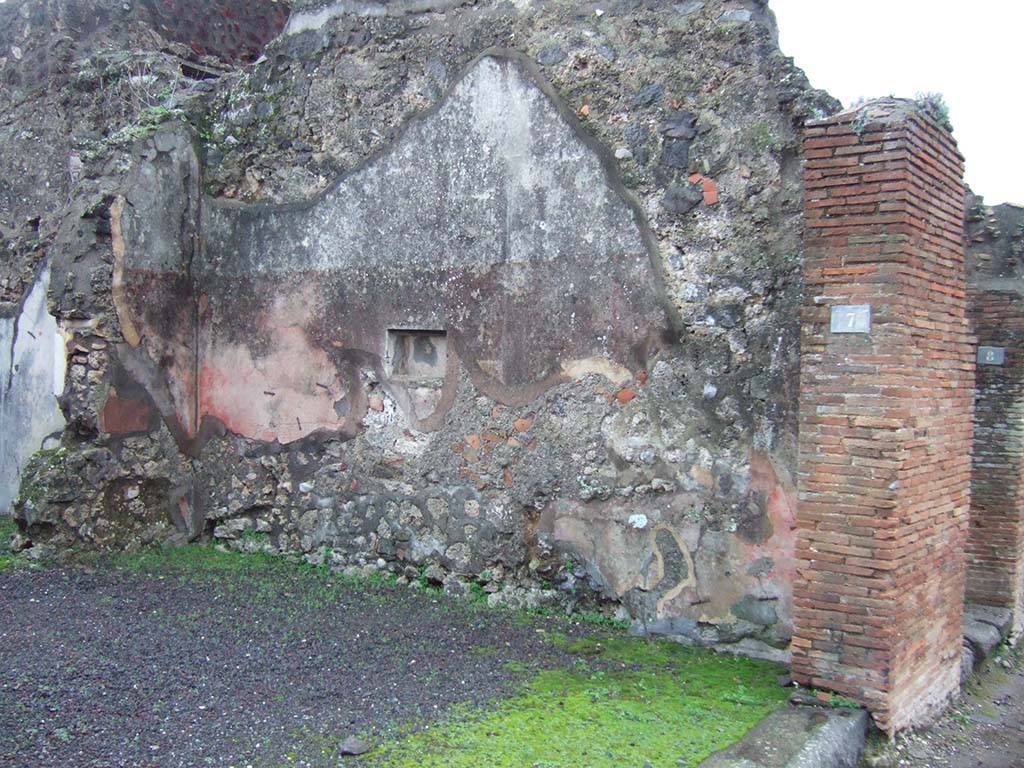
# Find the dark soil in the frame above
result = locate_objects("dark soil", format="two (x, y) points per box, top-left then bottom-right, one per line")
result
(0, 551), (585, 768)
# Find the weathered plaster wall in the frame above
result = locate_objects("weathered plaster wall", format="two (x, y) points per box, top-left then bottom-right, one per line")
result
(5, 1), (1024, 733)
(103, 49), (801, 652)
(0, 265), (67, 514)
(193, 52), (667, 442)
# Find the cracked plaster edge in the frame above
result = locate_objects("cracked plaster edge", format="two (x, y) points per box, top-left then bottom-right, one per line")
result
(110, 195), (141, 348)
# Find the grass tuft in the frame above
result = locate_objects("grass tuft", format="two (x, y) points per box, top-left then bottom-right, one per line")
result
(0, 516), (29, 572)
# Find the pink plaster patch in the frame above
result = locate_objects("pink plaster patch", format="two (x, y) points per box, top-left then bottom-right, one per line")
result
(749, 450), (778, 492)
(198, 287), (347, 444)
(767, 485), (796, 529)
(743, 450), (798, 634)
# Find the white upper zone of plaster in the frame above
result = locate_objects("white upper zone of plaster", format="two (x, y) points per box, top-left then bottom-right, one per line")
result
(203, 55), (645, 278)
(284, 0), (471, 35)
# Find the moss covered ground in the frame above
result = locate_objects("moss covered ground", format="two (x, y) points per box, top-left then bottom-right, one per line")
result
(370, 633), (789, 768)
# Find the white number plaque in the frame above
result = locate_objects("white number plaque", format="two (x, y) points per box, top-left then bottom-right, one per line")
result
(830, 305), (871, 334)
(978, 346), (1006, 366)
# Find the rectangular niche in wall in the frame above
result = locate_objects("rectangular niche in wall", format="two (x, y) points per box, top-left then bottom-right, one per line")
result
(387, 329), (447, 380)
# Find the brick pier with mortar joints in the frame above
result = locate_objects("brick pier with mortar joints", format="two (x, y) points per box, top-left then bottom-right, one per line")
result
(793, 99), (973, 733)
(967, 267), (1024, 638)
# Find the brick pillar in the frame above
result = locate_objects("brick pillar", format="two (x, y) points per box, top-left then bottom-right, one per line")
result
(794, 99), (973, 733)
(967, 289), (1024, 634)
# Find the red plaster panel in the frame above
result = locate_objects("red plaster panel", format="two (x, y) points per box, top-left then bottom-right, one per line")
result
(100, 393), (153, 434)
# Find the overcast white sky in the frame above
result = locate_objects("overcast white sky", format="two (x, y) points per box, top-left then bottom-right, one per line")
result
(771, 1), (1023, 205)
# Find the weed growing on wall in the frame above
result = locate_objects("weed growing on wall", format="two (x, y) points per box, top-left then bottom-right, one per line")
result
(916, 92), (953, 132)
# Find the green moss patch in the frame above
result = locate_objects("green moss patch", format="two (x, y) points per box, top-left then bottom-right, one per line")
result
(107, 543), (371, 614)
(109, 539), (284, 574)
(0, 515), (23, 572)
(370, 636), (789, 768)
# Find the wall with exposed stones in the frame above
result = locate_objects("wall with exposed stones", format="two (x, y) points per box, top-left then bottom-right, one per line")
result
(3, 0), (841, 660)
(8, 2), (1023, 727)
(5, 0), (1024, 737)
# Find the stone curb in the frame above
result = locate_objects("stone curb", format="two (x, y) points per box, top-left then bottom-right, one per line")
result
(702, 603), (1014, 768)
(697, 705), (868, 768)
(786, 709), (869, 768)
(962, 602), (1014, 675)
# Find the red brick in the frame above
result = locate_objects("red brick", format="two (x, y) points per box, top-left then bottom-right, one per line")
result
(795, 103), (969, 735)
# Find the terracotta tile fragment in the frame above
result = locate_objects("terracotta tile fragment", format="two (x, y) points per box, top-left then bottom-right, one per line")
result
(514, 416), (534, 432)
(616, 388), (637, 404)
(100, 394), (152, 434)
(702, 177), (718, 205)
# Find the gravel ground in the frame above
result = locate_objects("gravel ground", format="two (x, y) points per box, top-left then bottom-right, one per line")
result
(0, 555), (583, 768)
(860, 644), (1024, 768)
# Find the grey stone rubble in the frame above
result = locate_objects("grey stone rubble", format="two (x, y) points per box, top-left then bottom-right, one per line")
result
(961, 602), (1015, 676)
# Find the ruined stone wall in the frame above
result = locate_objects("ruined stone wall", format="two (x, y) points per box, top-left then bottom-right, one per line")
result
(7, 0), (1024, 735)
(965, 196), (1024, 633)
(3, 0), (841, 654)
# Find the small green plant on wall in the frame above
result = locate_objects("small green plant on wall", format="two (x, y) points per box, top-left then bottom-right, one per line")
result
(915, 92), (953, 131)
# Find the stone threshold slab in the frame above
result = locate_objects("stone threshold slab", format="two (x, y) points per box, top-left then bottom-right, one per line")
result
(697, 705), (868, 768)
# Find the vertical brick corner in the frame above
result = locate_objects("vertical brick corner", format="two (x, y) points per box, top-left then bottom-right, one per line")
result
(794, 99), (972, 733)
(967, 288), (1024, 634)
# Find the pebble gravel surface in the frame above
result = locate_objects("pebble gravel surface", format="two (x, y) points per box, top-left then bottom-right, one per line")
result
(0, 558), (580, 768)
